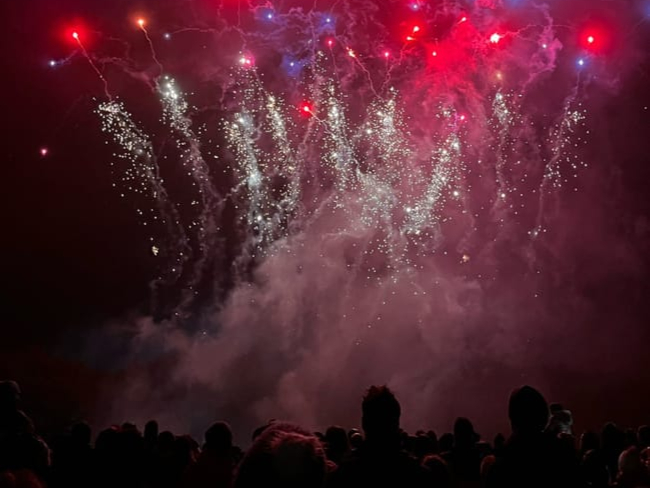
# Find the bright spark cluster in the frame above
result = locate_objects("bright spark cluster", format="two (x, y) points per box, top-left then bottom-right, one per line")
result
(82, 0), (601, 305)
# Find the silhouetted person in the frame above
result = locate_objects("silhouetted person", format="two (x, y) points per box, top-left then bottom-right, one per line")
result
(623, 428), (638, 449)
(0, 381), (49, 482)
(439, 433), (454, 454)
(422, 454), (451, 488)
(144, 420), (159, 451)
(637, 426), (650, 449)
(234, 422), (327, 488)
(117, 423), (146, 488)
(50, 421), (94, 488)
(485, 385), (577, 488)
(171, 435), (197, 487)
(580, 431), (600, 458)
(325, 426), (349, 465)
(328, 385), (429, 487)
(602, 422), (626, 484)
(615, 446), (650, 487)
(581, 449), (609, 488)
(183, 421), (237, 488)
(94, 426), (121, 488)
(0, 382), (32, 436)
(442, 417), (480, 488)
(146, 430), (177, 488)
(142, 420), (158, 487)
(413, 433), (434, 461)
(480, 433), (504, 482)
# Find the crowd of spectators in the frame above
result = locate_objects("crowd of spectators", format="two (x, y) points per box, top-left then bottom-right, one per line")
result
(1, 379), (649, 487)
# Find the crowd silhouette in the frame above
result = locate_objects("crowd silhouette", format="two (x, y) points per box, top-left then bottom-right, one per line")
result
(1, 379), (649, 487)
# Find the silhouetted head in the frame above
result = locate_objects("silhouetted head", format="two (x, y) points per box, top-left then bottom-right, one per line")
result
(453, 417), (477, 448)
(439, 433), (454, 453)
(623, 428), (637, 448)
(508, 386), (549, 435)
(580, 431), (599, 453)
(95, 427), (119, 454)
(157, 431), (176, 453)
(144, 420), (158, 443)
(205, 421), (233, 451)
(361, 385), (401, 444)
(638, 425), (650, 448)
(174, 435), (196, 466)
(71, 421), (91, 446)
(422, 454), (451, 488)
(602, 422), (624, 452)
(617, 446), (650, 486)
(324, 425), (348, 462)
(414, 433), (434, 459)
(0, 381), (21, 411)
(234, 423), (327, 488)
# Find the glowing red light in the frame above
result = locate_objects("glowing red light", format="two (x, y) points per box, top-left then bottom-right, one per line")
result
(432, 51), (438, 57)
(412, 25), (420, 33)
(40, 148), (49, 157)
(138, 18), (146, 27)
(72, 31), (79, 40)
(327, 39), (334, 47)
(580, 25), (610, 52)
(490, 33), (502, 44)
(384, 51), (390, 58)
(459, 115), (466, 121)
(460, 16), (468, 23)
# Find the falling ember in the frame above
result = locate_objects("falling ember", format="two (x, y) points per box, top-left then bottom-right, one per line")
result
(490, 33), (502, 44)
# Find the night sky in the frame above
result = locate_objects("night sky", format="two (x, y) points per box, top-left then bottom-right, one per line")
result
(2, 0), (650, 444)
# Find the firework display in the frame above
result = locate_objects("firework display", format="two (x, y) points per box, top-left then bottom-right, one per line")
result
(42, 0), (649, 432)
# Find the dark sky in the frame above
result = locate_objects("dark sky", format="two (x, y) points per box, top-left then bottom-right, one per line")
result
(2, 0), (650, 442)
